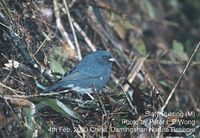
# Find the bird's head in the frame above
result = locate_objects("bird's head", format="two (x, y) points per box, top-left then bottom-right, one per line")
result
(94, 51), (115, 66)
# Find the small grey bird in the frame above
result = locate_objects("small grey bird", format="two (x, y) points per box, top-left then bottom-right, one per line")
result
(44, 51), (115, 95)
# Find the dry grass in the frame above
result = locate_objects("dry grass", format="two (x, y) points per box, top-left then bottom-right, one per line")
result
(0, 0), (199, 137)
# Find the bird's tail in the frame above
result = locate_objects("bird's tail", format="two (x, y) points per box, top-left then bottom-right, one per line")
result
(43, 81), (64, 92)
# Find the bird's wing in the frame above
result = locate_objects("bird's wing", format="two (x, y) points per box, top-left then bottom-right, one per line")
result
(62, 71), (100, 81)
(44, 71), (102, 92)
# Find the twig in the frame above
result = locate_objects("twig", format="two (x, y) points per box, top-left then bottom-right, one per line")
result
(72, 19), (96, 51)
(3, 59), (13, 83)
(53, 0), (76, 53)
(0, 82), (24, 94)
(4, 99), (23, 126)
(63, 0), (82, 60)
(0, 82), (72, 98)
(2, 90), (71, 99)
(161, 41), (200, 112)
(33, 33), (51, 56)
(157, 41), (200, 137)
(120, 85), (137, 113)
(141, 67), (165, 94)
(94, 89), (107, 115)
(123, 55), (148, 92)
(69, 0), (78, 8)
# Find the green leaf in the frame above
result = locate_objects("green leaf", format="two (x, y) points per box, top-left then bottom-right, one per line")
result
(127, 91), (133, 101)
(49, 59), (65, 75)
(172, 40), (189, 61)
(123, 19), (134, 30)
(35, 80), (46, 90)
(39, 98), (82, 121)
(140, 0), (155, 19)
(24, 105), (36, 138)
(49, 47), (70, 73)
(135, 39), (147, 56)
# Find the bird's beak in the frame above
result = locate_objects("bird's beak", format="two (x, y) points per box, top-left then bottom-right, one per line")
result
(108, 57), (116, 62)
